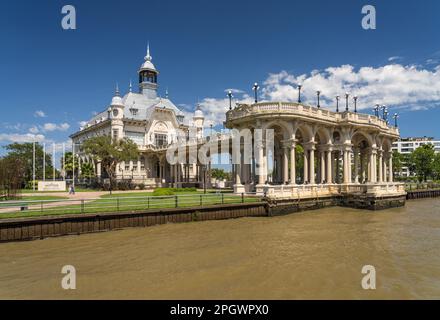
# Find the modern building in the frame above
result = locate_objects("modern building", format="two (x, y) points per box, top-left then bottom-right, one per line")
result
(70, 46), (206, 187)
(392, 137), (440, 177)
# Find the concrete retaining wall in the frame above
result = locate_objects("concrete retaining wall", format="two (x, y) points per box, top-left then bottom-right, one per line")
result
(407, 189), (440, 200)
(0, 202), (268, 243)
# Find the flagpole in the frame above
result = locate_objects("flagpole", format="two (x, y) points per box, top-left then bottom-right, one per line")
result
(43, 143), (46, 181)
(53, 143), (56, 181)
(63, 143), (66, 180)
(32, 140), (36, 191)
(72, 141), (75, 188)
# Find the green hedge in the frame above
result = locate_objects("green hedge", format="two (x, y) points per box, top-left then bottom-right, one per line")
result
(152, 187), (197, 196)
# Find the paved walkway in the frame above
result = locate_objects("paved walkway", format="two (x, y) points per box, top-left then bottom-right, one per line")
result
(0, 190), (154, 215)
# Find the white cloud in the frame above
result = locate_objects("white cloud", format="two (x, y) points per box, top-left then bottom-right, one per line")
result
(0, 133), (45, 143)
(29, 126), (39, 134)
(197, 63), (440, 125)
(388, 56), (402, 62)
(34, 110), (47, 118)
(41, 122), (70, 132)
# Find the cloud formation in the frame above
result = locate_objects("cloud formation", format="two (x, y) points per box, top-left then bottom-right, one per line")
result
(199, 63), (440, 125)
(34, 110), (47, 118)
(41, 122), (70, 132)
(0, 133), (45, 143)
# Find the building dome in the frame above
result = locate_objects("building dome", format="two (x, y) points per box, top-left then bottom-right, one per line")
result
(110, 85), (124, 107)
(194, 104), (204, 119)
(139, 44), (157, 72)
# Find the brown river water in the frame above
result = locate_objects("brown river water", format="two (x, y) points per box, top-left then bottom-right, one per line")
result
(1, 198), (440, 299)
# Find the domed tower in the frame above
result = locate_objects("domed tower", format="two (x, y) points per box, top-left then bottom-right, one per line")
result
(109, 85), (124, 140)
(193, 103), (205, 139)
(138, 44), (159, 99)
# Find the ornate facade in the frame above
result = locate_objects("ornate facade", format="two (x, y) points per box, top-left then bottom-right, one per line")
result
(70, 46), (206, 187)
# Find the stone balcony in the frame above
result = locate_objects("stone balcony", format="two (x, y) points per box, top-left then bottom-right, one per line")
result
(226, 102), (399, 137)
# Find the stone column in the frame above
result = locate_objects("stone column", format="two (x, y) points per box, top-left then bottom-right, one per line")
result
(343, 150), (349, 184)
(388, 153), (393, 182)
(258, 143), (265, 185)
(326, 150), (332, 184)
(378, 151), (383, 183)
(353, 148), (359, 183)
(303, 148), (309, 184)
(283, 146), (289, 184)
(290, 143), (296, 184)
(335, 151), (340, 184)
(320, 151), (326, 184)
(236, 163), (241, 185)
(96, 161), (102, 178)
(310, 147), (315, 184)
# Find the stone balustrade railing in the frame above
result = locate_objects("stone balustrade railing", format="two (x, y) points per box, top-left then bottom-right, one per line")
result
(226, 102), (399, 135)
(257, 182), (406, 199)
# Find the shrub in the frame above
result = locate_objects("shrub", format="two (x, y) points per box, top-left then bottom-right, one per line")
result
(152, 188), (175, 196)
(138, 183), (145, 190)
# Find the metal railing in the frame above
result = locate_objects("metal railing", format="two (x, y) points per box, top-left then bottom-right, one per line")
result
(0, 193), (262, 218)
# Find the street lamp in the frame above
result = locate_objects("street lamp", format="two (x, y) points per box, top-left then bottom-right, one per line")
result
(316, 90), (321, 108)
(345, 92), (350, 112)
(252, 83), (259, 103)
(227, 90), (233, 110)
(381, 105), (387, 119)
(297, 84), (302, 103)
(384, 107), (389, 124)
(353, 96), (358, 113)
(374, 104), (379, 117)
(393, 113), (399, 128)
(336, 95), (340, 112)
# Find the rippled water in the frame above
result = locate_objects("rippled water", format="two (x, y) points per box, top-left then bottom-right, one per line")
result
(1, 198), (440, 299)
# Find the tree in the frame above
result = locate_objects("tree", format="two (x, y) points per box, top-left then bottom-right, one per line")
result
(392, 150), (403, 176)
(83, 136), (139, 188)
(3, 142), (56, 186)
(432, 153), (440, 181)
(80, 162), (95, 179)
(211, 168), (230, 180)
(0, 155), (25, 199)
(411, 144), (435, 182)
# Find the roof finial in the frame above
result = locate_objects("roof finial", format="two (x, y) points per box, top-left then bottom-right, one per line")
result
(115, 83), (120, 96)
(145, 42), (152, 61)
(165, 87), (169, 99)
(129, 79), (132, 93)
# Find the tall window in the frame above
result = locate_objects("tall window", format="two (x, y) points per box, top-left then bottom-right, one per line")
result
(112, 129), (118, 141)
(155, 133), (168, 147)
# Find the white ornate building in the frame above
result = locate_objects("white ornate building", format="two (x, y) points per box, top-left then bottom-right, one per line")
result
(70, 46), (205, 187)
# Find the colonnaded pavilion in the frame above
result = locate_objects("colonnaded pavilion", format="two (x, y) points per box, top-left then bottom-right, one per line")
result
(225, 100), (406, 201)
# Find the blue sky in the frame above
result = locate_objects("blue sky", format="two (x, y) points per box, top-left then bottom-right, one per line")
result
(1, 0), (440, 153)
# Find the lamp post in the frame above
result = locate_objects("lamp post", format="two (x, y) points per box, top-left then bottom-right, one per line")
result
(336, 95), (340, 112)
(374, 104), (379, 117)
(345, 92), (350, 112)
(210, 123), (213, 136)
(384, 107), (389, 124)
(227, 90), (233, 110)
(316, 90), (321, 108)
(353, 96), (358, 113)
(393, 113), (399, 128)
(297, 84), (302, 103)
(252, 83), (259, 103)
(381, 105), (387, 119)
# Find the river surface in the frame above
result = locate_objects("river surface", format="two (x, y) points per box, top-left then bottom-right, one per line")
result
(1, 198), (440, 299)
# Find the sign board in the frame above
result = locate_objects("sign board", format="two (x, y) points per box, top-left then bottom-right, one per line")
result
(38, 181), (67, 192)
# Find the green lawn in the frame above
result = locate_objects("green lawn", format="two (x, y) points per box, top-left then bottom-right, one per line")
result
(0, 193), (261, 219)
